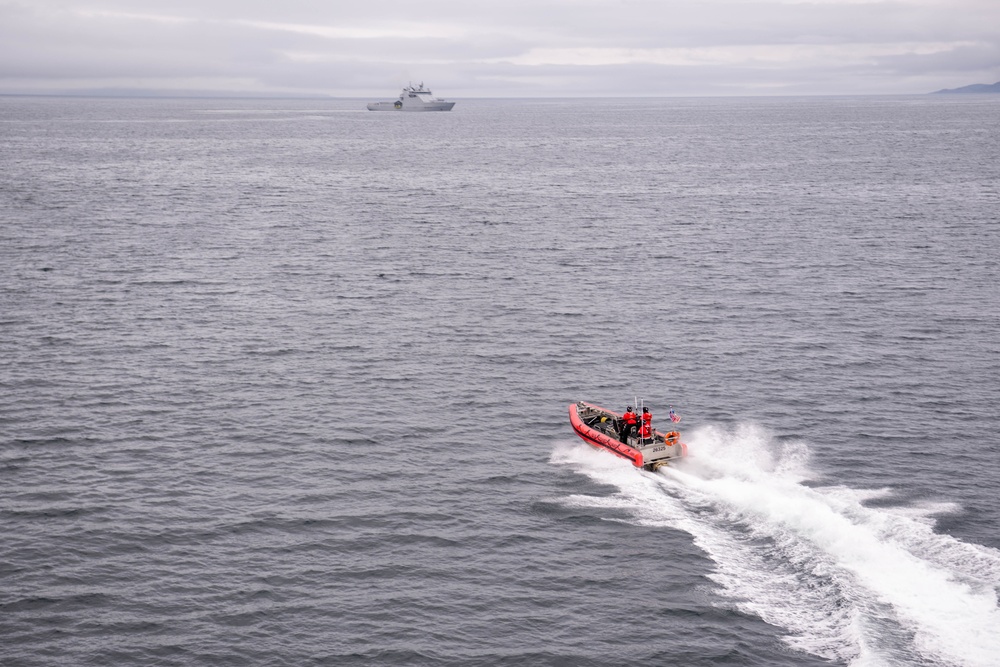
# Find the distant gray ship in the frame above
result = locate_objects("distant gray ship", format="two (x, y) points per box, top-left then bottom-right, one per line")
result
(367, 83), (456, 111)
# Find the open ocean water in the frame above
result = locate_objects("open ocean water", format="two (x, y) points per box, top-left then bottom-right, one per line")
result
(1, 94), (999, 666)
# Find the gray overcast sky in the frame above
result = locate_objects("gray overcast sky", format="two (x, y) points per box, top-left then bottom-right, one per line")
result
(1, 0), (998, 97)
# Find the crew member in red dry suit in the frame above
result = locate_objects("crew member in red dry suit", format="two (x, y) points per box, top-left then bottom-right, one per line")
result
(619, 405), (638, 443)
(639, 407), (653, 440)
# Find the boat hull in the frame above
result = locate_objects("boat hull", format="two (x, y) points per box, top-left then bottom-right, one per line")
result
(569, 402), (687, 470)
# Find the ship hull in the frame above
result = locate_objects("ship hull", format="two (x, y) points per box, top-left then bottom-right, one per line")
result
(366, 101), (455, 111)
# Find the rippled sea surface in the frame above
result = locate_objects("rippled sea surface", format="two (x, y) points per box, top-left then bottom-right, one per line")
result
(2, 95), (999, 666)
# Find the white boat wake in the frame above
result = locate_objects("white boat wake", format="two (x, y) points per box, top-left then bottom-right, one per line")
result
(552, 424), (1000, 667)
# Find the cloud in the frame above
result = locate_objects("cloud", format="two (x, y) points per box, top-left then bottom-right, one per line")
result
(0, 0), (998, 96)
(498, 42), (977, 68)
(873, 41), (1000, 76)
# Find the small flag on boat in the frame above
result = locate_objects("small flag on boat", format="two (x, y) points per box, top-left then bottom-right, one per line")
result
(669, 407), (681, 423)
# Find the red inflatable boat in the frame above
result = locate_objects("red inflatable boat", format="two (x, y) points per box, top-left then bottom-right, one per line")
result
(568, 401), (687, 471)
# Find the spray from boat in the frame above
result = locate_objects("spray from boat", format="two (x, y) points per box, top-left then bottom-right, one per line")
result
(552, 424), (1000, 667)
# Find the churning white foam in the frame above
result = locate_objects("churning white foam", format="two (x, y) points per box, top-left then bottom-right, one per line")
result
(551, 425), (1000, 667)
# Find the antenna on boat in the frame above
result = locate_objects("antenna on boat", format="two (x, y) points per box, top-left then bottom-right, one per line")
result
(634, 395), (639, 444)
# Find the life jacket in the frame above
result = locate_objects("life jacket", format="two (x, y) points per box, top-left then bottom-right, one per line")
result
(642, 412), (652, 426)
(622, 410), (637, 425)
(639, 422), (651, 438)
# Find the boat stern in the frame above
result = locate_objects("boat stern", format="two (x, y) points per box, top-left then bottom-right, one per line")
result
(636, 439), (686, 470)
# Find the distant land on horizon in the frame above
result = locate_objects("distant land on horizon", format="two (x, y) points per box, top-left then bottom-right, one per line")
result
(932, 81), (1000, 94)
